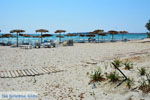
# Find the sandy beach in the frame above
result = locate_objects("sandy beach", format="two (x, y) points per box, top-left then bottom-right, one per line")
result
(0, 39), (150, 100)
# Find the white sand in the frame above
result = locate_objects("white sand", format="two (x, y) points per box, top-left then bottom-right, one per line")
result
(0, 40), (150, 100)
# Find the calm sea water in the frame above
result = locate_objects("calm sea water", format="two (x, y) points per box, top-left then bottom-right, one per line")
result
(0, 33), (148, 44)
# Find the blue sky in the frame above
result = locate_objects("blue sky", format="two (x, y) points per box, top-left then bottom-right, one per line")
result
(0, 0), (150, 33)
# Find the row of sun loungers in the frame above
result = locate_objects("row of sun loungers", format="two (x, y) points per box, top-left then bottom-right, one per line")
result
(0, 40), (74, 49)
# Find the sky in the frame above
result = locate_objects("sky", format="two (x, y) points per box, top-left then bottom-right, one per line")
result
(0, 0), (150, 33)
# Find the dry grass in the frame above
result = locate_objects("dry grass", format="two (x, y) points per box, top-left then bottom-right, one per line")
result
(139, 84), (150, 93)
(139, 73), (150, 93)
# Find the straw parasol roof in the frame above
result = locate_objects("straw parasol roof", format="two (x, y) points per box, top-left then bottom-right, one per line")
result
(56, 35), (64, 38)
(0, 34), (14, 38)
(10, 29), (25, 33)
(35, 29), (49, 43)
(119, 31), (128, 34)
(10, 29), (25, 47)
(79, 34), (86, 37)
(108, 30), (118, 34)
(90, 30), (105, 36)
(86, 34), (95, 37)
(19, 34), (33, 37)
(32, 36), (41, 38)
(108, 30), (118, 41)
(55, 30), (66, 43)
(119, 31), (128, 40)
(55, 30), (66, 33)
(35, 29), (49, 33)
(91, 29), (104, 34)
(90, 30), (106, 42)
(41, 34), (53, 37)
(65, 33), (77, 37)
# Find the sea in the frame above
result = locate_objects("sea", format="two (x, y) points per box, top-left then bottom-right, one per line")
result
(0, 33), (148, 44)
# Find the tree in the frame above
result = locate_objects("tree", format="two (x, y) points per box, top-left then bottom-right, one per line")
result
(145, 20), (150, 32)
(145, 20), (150, 38)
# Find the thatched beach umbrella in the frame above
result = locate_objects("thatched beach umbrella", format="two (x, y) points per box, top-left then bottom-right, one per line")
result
(65, 33), (77, 40)
(0, 34), (14, 42)
(19, 33), (33, 37)
(56, 35), (64, 38)
(90, 29), (105, 42)
(36, 29), (49, 43)
(98, 33), (107, 40)
(19, 33), (34, 43)
(86, 34), (96, 42)
(86, 34), (95, 37)
(55, 30), (66, 43)
(1, 34), (14, 38)
(41, 34), (53, 38)
(65, 33), (77, 37)
(108, 30), (118, 41)
(10, 29), (25, 47)
(78, 34), (86, 41)
(119, 31), (128, 40)
(79, 34), (85, 37)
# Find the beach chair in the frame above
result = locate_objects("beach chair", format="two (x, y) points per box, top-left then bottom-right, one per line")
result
(34, 42), (41, 48)
(6, 41), (12, 46)
(63, 40), (74, 46)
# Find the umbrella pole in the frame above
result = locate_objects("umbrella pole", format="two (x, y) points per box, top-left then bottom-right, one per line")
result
(59, 33), (61, 43)
(17, 33), (19, 47)
(41, 32), (42, 43)
(98, 35), (99, 43)
(122, 34), (124, 40)
(112, 34), (114, 41)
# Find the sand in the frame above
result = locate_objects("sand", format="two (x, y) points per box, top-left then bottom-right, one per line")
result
(0, 39), (150, 100)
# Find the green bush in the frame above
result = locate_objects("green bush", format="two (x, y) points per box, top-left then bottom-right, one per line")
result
(107, 71), (120, 82)
(111, 58), (122, 68)
(138, 67), (146, 76)
(146, 73), (150, 84)
(126, 78), (134, 89)
(124, 61), (133, 70)
(90, 68), (105, 83)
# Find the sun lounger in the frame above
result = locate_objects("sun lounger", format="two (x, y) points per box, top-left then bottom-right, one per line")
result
(63, 40), (74, 46)
(19, 45), (32, 49)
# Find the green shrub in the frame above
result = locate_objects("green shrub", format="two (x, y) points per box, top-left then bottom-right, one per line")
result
(124, 61), (133, 70)
(138, 67), (146, 76)
(147, 33), (150, 38)
(111, 58), (122, 68)
(146, 73), (150, 84)
(126, 78), (134, 89)
(107, 71), (120, 82)
(90, 68), (105, 83)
